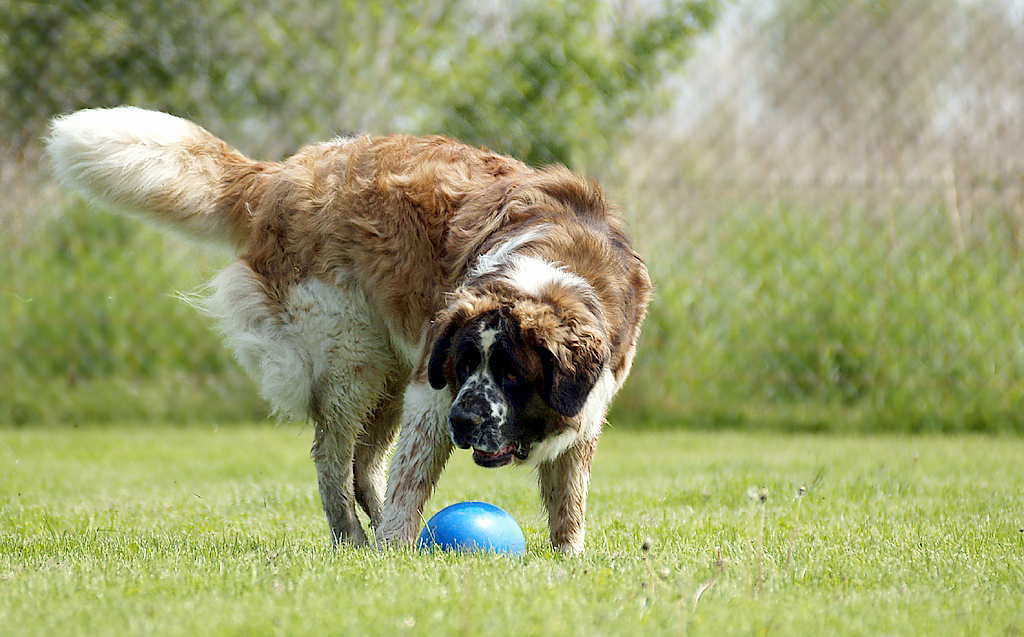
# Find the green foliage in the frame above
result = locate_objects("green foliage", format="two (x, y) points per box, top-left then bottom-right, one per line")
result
(612, 199), (1024, 433)
(0, 0), (208, 148)
(2, 426), (1022, 635)
(774, 0), (897, 24)
(0, 205), (265, 425)
(5, 196), (1024, 432)
(432, 0), (716, 170)
(1, 0), (722, 426)
(4, 1), (1023, 433)
(1, 0), (716, 164)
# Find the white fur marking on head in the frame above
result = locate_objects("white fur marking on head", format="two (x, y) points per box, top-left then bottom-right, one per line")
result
(450, 322), (511, 443)
(475, 325), (509, 425)
(468, 225), (551, 281)
(506, 255), (594, 299)
(479, 325), (498, 354)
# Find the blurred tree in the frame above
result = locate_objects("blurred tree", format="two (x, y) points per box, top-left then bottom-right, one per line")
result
(430, 0), (717, 172)
(0, 0), (212, 151)
(1, 0), (716, 165)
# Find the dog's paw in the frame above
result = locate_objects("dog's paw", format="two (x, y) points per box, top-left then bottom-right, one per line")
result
(374, 516), (418, 550)
(553, 539), (585, 556)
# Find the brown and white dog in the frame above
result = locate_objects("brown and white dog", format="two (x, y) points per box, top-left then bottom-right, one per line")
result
(46, 107), (651, 554)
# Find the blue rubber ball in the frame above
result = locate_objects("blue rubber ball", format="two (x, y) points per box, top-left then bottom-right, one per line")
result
(418, 501), (526, 555)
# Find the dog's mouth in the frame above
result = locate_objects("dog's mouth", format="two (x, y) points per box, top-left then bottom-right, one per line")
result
(472, 442), (529, 468)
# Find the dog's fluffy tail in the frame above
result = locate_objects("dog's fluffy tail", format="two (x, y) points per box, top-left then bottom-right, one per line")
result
(47, 107), (274, 249)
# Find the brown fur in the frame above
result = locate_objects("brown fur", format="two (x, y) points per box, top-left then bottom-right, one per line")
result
(231, 137), (649, 363)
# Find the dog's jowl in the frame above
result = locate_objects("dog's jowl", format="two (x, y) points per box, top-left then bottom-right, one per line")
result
(47, 107), (651, 554)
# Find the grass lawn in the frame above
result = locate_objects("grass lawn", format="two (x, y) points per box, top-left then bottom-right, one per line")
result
(1, 424), (1022, 636)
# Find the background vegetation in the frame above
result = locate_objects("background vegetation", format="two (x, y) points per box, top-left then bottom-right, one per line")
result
(2, 0), (1023, 433)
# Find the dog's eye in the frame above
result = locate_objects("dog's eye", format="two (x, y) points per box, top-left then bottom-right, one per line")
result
(491, 354), (521, 389)
(456, 352), (479, 380)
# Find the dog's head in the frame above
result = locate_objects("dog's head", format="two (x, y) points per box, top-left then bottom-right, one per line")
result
(425, 293), (608, 468)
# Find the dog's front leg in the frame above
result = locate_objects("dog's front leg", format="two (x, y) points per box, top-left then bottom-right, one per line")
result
(538, 436), (598, 555)
(376, 382), (454, 547)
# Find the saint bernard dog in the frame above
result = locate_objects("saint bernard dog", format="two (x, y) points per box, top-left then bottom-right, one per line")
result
(46, 107), (651, 554)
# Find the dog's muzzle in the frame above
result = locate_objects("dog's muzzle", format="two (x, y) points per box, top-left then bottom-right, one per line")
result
(449, 402), (527, 468)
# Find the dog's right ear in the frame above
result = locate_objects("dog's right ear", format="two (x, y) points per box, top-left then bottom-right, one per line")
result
(427, 318), (462, 390)
(537, 346), (606, 418)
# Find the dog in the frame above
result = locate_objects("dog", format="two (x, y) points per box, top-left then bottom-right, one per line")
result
(46, 107), (651, 554)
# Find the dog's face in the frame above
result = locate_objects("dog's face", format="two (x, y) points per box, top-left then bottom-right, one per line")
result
(427, 308), (604, 467)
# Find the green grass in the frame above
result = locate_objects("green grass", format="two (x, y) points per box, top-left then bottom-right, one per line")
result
(2, 425), (1021, 635)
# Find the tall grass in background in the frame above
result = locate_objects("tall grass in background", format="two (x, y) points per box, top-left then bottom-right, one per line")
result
(613, 197), (1024, 433)
(5, 190), (1023, 432)
(1, 201), (264, 425)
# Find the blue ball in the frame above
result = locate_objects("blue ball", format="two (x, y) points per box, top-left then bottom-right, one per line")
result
(418, 501), (526, 555)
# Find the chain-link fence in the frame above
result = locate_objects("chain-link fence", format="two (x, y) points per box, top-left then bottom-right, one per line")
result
(3, 0), (1023, 431)
(631, 0), (1024, 236)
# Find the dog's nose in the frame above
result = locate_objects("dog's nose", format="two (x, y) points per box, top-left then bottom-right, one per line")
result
(450, 405), (484, 429)
(449, 405), (485, 449)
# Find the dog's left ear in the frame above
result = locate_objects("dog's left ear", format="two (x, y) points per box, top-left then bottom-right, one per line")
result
(427, 318), (462, 390)
(538, 347), (606, 417)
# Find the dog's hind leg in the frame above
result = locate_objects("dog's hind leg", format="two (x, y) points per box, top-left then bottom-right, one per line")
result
(310, 367), (391, 546)
(311, 406), (366, 545)
(353, 383), (405, 529)
(283, 278), (394, 547)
